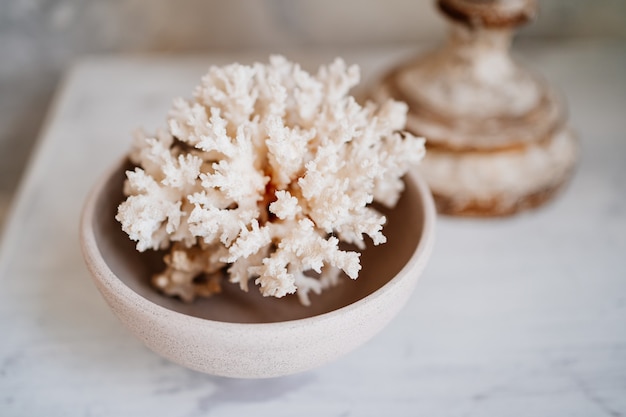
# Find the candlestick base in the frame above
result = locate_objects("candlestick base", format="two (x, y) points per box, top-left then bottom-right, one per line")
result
(371, 0), (579, 216)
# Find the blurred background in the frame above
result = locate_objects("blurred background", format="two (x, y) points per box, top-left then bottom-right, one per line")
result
(1, 0), (626, 226)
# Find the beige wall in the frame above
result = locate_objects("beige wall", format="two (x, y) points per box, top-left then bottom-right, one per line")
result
(1, 0), (625, 198)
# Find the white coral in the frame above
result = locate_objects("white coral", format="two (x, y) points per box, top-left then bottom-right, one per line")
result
(116, 56), (425, 305)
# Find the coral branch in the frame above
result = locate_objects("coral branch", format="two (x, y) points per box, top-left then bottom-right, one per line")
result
(116, 56), (425, 304)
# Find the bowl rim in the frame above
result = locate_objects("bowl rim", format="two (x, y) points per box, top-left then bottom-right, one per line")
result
(80, 159), (436, 330)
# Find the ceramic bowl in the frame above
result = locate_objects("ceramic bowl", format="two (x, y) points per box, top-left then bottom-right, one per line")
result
(80, 159), (436, 378)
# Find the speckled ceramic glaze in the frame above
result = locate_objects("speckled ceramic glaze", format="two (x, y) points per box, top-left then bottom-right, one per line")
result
(80, 159), (436, 378)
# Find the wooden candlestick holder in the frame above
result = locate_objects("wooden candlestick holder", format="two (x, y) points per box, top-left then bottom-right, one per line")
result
(372, 0), (578, 216)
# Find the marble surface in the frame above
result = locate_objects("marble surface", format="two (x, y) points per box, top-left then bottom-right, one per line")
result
(1, 42), (625, 416)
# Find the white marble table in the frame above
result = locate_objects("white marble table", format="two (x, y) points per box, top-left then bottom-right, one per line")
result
(1, 42), (625, 416)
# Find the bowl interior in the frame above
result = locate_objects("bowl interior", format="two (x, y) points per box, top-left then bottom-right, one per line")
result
(91, 161), (426, 324)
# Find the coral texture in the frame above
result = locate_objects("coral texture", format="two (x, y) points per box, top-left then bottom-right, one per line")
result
(116, 56), (424, 305)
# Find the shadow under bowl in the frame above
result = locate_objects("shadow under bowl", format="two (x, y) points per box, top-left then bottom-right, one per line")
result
(80, 159), (436, 378)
